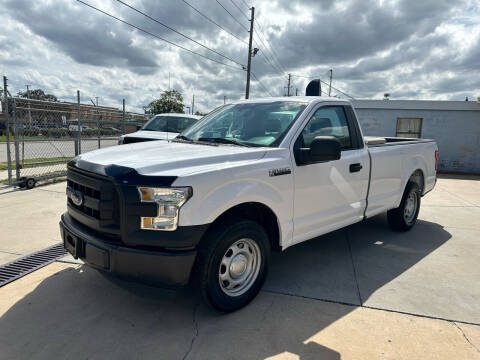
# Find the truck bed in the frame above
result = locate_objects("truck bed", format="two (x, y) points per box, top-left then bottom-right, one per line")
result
(364, 136), (436, 147)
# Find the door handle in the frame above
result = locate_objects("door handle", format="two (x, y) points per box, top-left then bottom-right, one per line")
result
(349, 163), (363, 173)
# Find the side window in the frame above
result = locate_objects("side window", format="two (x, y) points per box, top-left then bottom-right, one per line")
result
(300, 106), (351, 149)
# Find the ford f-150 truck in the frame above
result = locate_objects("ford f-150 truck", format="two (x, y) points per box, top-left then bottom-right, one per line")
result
(60, 97), (438, 312)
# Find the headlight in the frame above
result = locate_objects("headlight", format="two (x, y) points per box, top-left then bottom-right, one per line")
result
(138, 187), (192, 231)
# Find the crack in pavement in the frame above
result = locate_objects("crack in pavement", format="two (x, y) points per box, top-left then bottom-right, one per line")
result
(345, 227), (363, 305)
(439, 187), (480, 208)
(261, 289), (480, 327)
(182, 301), (200, 360)
(452, 321), (480, 353)
(262, 299), (275, 323)
(0, 250), (24, 256)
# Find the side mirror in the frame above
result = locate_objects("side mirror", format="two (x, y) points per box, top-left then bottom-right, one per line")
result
(136, 125), (142, 131)
(310, 136), (341, 162)
(296, 136), (341, 164)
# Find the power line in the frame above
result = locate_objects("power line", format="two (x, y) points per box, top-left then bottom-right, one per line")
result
(240, 0), (251, 10)
(251, 72), (273, 97)
(257, 49), (284, 77)
(228, 0), (250, 21)
(115, 0), (243, 67)
(75, 0), (245, 72)
(180, 0), (248, 46)
(215, 0), (249, 32)
(254, 19), (287, 74)
(290, 74), (355, 99)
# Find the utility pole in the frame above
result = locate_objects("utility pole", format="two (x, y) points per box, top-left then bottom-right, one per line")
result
(224, 95), (226, 104)
(296, 88), (298, 96)
(168, 72), (171, 90)
(245, 6), (255, 99)
(328, 69), (333, 97)
(191, 94), (195, 115)
(287, 73), (291, 96)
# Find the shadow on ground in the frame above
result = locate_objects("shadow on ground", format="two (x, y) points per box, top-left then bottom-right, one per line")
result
(0, 216), (452, 360)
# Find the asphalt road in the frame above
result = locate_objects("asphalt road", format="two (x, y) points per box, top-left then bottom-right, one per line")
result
(0, 138), (118, 162)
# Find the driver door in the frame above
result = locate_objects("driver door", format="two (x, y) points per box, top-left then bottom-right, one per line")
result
(291, 105), (369, 246)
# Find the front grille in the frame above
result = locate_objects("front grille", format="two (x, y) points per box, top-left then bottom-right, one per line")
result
(66, 166), (120, 232)
(67, 179), (101, 219)
(123, 137), (156, 144)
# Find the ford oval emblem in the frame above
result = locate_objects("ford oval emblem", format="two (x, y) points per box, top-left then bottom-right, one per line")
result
(71, 190), (84, 207)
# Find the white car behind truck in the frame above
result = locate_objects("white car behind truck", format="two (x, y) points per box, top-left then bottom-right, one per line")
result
(60, 97), (438, 312)
(118, 113), (201, 144)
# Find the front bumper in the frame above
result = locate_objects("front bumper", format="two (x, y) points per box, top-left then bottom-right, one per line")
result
(60, 213), (198, 286)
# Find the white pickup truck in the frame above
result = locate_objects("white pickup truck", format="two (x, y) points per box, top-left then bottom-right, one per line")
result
(118, 113), (201, 144)
(60, 97), (438, 312)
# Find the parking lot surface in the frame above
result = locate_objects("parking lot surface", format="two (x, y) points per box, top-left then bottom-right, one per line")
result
(0, 174), (479, 359)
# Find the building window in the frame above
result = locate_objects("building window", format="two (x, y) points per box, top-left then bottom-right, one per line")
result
(396, 118), (422, 138)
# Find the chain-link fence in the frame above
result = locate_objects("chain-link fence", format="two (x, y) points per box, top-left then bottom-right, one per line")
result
(1, 77), (149, 188)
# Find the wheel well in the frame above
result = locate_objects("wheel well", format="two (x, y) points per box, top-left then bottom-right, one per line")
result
(207, 202), (281, 251)
(409, 169), (425, 194)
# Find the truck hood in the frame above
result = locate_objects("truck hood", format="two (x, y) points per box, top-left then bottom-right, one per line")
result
(74, 140), (267, 177)
(122, 130), (179, 140)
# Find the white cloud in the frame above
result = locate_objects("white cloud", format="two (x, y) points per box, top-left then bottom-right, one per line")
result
(0, 0), (478, 113)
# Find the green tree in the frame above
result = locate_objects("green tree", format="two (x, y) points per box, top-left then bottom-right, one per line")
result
(146, 90), (184, 114)
(17, 88), (58, 102)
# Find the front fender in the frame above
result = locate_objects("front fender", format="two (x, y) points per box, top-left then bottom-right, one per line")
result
(178, 175), (294, 247)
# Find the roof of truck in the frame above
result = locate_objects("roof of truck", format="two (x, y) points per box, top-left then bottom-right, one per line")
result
(231, 96), (351, 104)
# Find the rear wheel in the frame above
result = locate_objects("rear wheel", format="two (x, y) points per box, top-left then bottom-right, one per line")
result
(387, 181), (421, 231)
(194, 219), (270, 312)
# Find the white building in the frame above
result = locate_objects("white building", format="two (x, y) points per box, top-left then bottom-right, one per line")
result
(352, 99), (480, 174)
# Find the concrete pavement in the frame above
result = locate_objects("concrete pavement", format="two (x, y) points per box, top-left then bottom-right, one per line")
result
(0, 182), (66, 264)
(0, 175), (479, 359)
(0, 262), (479, 360)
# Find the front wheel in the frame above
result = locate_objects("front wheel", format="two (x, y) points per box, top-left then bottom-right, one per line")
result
(387, 181), (421, 231)
(194, 219), (270, 312)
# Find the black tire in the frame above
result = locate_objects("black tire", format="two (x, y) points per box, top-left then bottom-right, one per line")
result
(194, 219), (270, 312)
(25, 178), (36, 189)
(387, 181), (421, 231)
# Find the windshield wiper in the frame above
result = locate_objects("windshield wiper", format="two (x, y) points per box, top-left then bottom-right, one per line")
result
(140, 128), (156, 131)
(198, 137), (250, 147)
(173, 135), (193, 142)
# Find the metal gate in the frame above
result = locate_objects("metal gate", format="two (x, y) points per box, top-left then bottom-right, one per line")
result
(1, 77), (148, 188)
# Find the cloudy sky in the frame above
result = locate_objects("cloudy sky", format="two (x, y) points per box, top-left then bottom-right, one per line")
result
(0, 0), (479, 113)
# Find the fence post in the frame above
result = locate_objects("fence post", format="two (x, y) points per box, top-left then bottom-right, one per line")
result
(97, 109), (100, 150)
(77, 90), (81, 155)
(12, 98), (20, 182)
(3, 76), (12, 186)
(122, 99), (126, 134)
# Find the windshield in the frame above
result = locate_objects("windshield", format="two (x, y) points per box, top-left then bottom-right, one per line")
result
(142, 116), (198, 133)
(181, 101), (307, 147)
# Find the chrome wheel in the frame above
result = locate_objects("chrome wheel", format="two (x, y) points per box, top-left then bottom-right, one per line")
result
(403, 190), (418, 224)
(218, 238), (261, 297)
